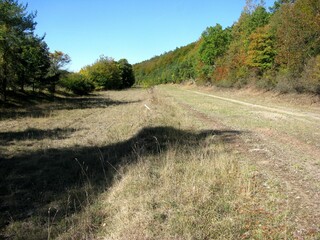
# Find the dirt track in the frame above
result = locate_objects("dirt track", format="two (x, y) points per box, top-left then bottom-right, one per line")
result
(187, 89), (320, 121)
(159, 85), (320, 237)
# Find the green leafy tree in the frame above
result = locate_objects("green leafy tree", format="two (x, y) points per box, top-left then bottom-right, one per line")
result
(246, 25), (276, 72)
(233, 2), (270, 40)
(47, 50), (71, 94)
(48, 51), (71, 74)
(118, 58), (135, 89)
(199, 24), (231, 66)
(60, 72), (94, 95)
(82, 56), (121, 90)
(269, 0), (295, 13)
(246, 6), (270, 34)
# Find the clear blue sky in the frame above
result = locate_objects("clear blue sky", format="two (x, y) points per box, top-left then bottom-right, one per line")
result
(21, 0), (274, 72)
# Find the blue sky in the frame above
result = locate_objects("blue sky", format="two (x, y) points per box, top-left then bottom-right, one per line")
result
(21, 0), (275, 72)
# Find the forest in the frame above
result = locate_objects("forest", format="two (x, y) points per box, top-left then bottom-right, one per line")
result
(134, 0), (320, 94)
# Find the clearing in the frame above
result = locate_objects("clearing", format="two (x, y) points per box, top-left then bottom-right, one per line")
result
(0, 85), (319, 239)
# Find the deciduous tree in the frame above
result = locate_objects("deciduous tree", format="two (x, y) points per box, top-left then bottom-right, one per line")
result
(246, 25), (276, 73)
(199, 24), (231, 66)
(118, 58), (135, 89)
(47, 50), (71, 94)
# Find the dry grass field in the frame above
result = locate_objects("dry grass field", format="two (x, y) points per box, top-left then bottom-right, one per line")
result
(0, 86), (319, 239)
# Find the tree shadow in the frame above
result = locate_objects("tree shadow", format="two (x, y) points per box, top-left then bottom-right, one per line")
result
(51, 97), (141, 111)
(0, 91), (54, 108)
(0, 108), (47, 120)
(0, 95), (141, 120)
(0, 126), (242, 236)
(0, 128), (78, 146)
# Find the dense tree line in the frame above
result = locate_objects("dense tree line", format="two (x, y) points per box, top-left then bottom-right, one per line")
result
(0, 0), (72, 101)
(134, 43), (198, 86)
(134, 0), (320, 94)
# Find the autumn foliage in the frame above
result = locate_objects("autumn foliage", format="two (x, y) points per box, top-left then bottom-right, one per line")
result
(134, 0), (320, 94)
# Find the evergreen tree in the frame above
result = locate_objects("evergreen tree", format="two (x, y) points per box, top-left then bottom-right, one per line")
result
(0, 0), (37, 100)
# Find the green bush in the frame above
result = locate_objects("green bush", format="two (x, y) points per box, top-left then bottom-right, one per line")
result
(80, 57), (135, 90)
(60, 73), (95, 95)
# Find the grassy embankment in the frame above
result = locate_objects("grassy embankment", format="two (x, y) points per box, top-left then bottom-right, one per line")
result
(0, 88), (291, 239)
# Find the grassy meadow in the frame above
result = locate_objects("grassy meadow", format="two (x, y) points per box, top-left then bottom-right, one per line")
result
(0, 88), (294, 239)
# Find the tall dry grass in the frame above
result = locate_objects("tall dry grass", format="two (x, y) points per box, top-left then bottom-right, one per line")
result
(0, 88), (292, 239)
(95, 89), (291, 239)
(97, 142), (290, 239)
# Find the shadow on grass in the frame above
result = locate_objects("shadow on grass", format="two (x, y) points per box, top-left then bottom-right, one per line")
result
(0, 91), (54, 108)
(0, 128), (78, 145)
(51, 97), (141, 111)
(0, 126), (242, 237)
(0, 92), (140, 120)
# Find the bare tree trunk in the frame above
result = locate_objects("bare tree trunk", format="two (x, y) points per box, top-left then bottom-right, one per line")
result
(1, 47), (9, 102)
(1, 62), (9, 102)
(20, 82), (24, 92)
(1, 78), (7, 102)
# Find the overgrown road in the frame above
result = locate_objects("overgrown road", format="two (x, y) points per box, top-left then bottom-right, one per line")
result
(158, 85), (320, 237)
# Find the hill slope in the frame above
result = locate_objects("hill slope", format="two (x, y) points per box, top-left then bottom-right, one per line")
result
(134, 0), (320, 94)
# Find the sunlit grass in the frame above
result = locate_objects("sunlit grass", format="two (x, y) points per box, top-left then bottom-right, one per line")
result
(99, 142), (290, 239)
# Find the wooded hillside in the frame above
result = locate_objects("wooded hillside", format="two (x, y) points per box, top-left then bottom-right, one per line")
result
(134, 0), (320, 94)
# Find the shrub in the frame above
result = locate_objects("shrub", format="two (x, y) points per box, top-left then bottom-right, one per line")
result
(275, 70), (302, 93)
(216, 79), (234, 88)
(256, 70), (277, 90)
(301, 55), (320, 94)
(60, 73), (95, 95)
